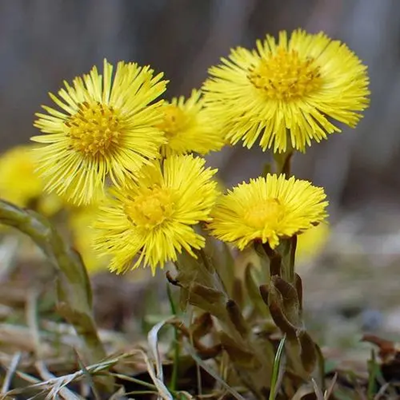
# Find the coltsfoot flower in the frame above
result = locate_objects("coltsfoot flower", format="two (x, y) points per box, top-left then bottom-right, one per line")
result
(202, 29), (370, 153)
(93, 155), (219, 274)
(32, 60), (167, 205)
(296, 222), (330, 265)
(68, 203), (106, 274)
(208, 174), (328, 249)
(157, 90), (225, 156)
(0, 145), (62, 216)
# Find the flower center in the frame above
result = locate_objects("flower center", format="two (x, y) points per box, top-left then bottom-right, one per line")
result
(248, 48), (322, 101)
(66, 102), (121, 157)
(157, 105), (188, 139)
(124, 186), (174, 229)
(244, 198), (285, 229)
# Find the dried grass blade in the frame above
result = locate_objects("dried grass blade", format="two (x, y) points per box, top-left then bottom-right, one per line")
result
(1, 352), (21, 394)
(139, 349), (173, 400)
(184, 341), (245, 400)
(147, 318), (175, 391)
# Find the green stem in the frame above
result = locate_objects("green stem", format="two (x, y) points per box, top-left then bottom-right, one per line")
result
(269, 335), (286, 400)
(273, 149), (293, 177)
(167, 283), (180, 392)
(0, 200), (106, 365)
(173, 249), (274, 398)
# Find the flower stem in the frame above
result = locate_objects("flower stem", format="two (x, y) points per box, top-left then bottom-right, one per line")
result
(173, 249), (275, 398)
(273, 149), (293, 177)
(0, 200), (107, 365)
(166, 283), (180, 391)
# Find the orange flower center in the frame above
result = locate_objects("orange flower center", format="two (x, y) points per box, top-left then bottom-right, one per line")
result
(248, 48), (322, 101)
(124, 186), (174, 229)
(157, 105), (188, 139)
(66, 102), (121, 157)
(243, 198), (285, 229)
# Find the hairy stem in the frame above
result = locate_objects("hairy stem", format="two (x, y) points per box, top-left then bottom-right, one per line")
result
(0, 200), (106, 365)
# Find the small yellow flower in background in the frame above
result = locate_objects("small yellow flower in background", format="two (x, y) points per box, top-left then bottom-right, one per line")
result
(157, 90), (225, 156)
(0, 145), (62, 216)
(296, 222), (330, 265)
(32, 59), (168, 206)
(209, 174), (328, 250)
(68, 204), (108, 274)
(93, 155), (219, 274)
(202, 29), (370, 153)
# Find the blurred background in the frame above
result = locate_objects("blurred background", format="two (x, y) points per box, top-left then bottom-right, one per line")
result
(1, 0), (400, 352)
(1, 0), (398, 207)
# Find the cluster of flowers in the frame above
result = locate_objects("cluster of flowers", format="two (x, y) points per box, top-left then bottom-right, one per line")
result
(24, 29), (368, 274)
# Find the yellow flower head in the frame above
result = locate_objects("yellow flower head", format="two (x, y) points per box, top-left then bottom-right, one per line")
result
(209, 174), (328, 250)
(68, 203), (107, 274)
(32, 59), (168, 206)
(202, 29), (370, 153)
(0, 145), (62, 215)
(296, 222), (330, 265)
(157, 90), (225, 156)
(93, 155), (219, 274)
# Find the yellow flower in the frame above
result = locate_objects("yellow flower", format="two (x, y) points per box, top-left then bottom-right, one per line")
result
(208, 174), (328, 250)
(93, 155), (219, 274)
(0, 145), (62, 215)
(32, 59), (168, 206)
(202, 29), (370, 153)
(68, 203), (108, 274)
(296, 222), (330, 265)
(157, 90), (225, 156)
